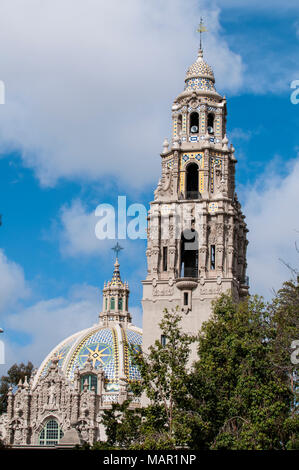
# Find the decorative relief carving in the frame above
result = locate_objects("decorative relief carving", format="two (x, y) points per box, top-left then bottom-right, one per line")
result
(153, 286), (174, 296)
(199, 285), (222, 298)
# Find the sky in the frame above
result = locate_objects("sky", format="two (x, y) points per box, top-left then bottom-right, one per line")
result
(0, 0), (298, 374)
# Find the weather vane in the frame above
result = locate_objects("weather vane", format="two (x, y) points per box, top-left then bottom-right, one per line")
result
(112, 242), (123, 259)
(197, 17), (208, 51)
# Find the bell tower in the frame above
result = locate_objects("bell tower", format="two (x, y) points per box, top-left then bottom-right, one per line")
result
(142, 39), (249, 358)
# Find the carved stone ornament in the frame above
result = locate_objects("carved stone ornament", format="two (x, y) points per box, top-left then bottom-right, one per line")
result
(153, 286), (174, 296)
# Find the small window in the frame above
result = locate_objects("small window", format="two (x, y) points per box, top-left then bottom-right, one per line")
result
(81, 374), (97, 393)
(105, 297), (108, 310)
(211, 245), (216, 270)
(118, 297), (123, 310)
(110, 297), (115, 310)
(163, 246), (168, 272)
(161, 335), (167, 347)
(184, 292), (189, 306)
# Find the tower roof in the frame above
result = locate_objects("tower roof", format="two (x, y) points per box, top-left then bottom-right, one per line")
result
(184, 49), (216, 92)
(110, 258), (123, 288)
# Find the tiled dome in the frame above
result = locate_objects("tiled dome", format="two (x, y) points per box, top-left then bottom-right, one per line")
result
(33, 323), (142, 392)
(185, 49), (216, 92)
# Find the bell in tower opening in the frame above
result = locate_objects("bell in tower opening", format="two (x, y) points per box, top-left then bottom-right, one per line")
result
(142, 33), (249, 360)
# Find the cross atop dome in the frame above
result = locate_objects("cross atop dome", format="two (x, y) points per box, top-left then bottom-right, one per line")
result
(111, 242), (123, 259)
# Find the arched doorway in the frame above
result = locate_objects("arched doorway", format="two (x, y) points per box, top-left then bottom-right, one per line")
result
(186, 163), (199, 199)
(180, 229), (198, 278)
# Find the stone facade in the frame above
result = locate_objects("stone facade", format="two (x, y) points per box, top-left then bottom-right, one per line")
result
(142, 48), (249, 359)
(2, 260), (141, 447)
(0, 44), (249, 447)
(3, 357), (140, 447)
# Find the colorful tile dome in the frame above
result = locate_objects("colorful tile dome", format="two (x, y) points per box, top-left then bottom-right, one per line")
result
(185, 49), (216, 92)
(32, 255), (142, 393)
(33, 323), (142, 392)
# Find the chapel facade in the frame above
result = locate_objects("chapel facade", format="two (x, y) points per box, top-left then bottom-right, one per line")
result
(0, 260), (142, 447)
(0, 38), (249, 447)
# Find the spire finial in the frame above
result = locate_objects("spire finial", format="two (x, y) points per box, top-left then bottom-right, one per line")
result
(197, 17), (208, 52)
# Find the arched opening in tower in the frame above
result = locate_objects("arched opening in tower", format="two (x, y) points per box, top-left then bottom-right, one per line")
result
(207, 113), (215, 134)
(186, 162), (199, 199)
(177, 114), (182, 136)
(189, 112), (199, 134)
(180, 229), (198, 278)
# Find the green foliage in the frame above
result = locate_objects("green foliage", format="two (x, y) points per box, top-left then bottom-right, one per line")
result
(100, 308), (195, 449)
(0, 362), (34, 414)
(131, 307), (195, 447)
(99, 279), (299, 450)
(130, 432), (176, 450)
(100, 400), (143, 448)
(188, 293), (297, 450)
(270, 276), (299, 382)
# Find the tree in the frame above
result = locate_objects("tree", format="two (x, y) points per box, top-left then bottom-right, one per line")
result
(269, 277), (299, 449)
(100, 307), (195, 449)
(100, 288), (298, 450)
(270, 276), (299, 377)
(99, 400), (142, 449)
(188, 294), (296, 450)
(0, 362), (34, 414)
(129, 307), (195, 448)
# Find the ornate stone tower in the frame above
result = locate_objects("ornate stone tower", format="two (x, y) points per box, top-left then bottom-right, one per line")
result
(142, 45), (249, 358)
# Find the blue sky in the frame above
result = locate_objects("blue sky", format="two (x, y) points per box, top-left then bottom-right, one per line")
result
(0, 0), (298, 373)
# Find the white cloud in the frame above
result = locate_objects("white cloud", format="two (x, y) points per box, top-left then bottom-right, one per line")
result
(58, 197), (148, 262)
(243, 155), (299, 299)
(0, 249), (30, 315)
(0, 0), (244, 189)
(3, 285), (99, 369)
(59, 199), (104, 257)
(228, 128), (256, 142)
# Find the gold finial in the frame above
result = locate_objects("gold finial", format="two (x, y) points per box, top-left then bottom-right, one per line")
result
(197, 17), (208, 51)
